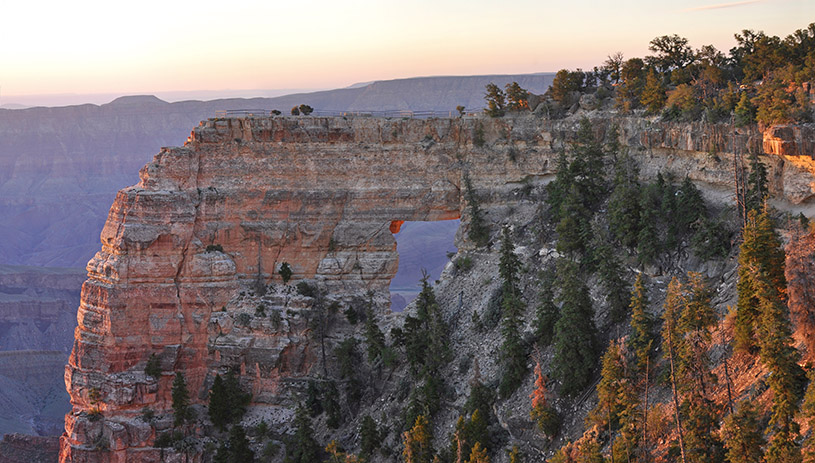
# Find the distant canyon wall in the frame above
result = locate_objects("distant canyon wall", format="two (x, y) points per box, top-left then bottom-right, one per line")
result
(60, 114), (815, 462)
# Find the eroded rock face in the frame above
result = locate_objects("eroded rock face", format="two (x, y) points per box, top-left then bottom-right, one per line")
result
(60, 114), (815, 462)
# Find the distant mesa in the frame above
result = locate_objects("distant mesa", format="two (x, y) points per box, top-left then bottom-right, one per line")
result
(104, 95), (168, 106)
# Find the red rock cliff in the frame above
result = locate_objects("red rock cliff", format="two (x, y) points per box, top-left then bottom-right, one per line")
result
(60, 115), (815, 462)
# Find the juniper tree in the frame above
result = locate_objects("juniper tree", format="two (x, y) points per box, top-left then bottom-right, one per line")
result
(552, 259), (598, 397)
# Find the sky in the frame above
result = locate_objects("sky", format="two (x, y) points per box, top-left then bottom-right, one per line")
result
(0, 0), (810, 106)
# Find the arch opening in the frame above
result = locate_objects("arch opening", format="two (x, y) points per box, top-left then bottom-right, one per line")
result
(389, 219), (460, 311)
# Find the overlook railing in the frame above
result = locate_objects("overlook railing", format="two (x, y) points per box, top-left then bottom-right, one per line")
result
(214, 109), (485, 119)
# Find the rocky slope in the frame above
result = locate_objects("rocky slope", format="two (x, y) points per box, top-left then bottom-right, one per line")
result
(59, 112), (815, 462)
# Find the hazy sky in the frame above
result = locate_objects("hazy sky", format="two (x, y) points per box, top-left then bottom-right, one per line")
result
(0, 0), (809, 104)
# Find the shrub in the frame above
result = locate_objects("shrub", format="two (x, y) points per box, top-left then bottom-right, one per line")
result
(145, 353), (161, 379)
(278, 262), (293, 283)
(291, 106), (300, 116)
(299, 104), (314, 115)
(206, 244), (224, 253)
(236, 312), (252, 327)
(296, 281), (316, 297)
(255, 303), (267, 317)
(455, 255), (473, 272)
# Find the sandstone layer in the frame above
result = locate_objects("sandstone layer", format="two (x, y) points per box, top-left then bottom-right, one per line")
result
(60, 114), (815, 462)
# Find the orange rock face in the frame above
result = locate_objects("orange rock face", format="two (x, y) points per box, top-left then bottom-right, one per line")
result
(60, 115), (815, 462)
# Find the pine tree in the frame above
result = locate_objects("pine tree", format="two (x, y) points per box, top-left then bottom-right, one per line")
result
(505, 82), (530, 111)
(464, 173), (489, 247)
(608, 153), (642, 249)
(662, 277), (687, 463)
(403, 415), (434, 463)
(723, 401), (765, 463)
(552, 259), (598, 397)
(735, 92), (757, 126)
(556, 184), (592, 256)
(745, 152), (769, 213)
(590, 340), (626, 432)
(722, 400), (764, 463)
(484, 83), (506, 117)
(209, 374), (229, 430)
(641, 67), (667, 113)
(467, 442), (490, 463)
(546, 150), (573, 225)
(677, 272), (724, 463)
(534, 269), (559, 346)
(530, 361), (560, 439)
(172, 372), (190, 428)
(284, 407), (320, 463)
(673, 177), (705, 240)
(508, 446), (522, 463)
(465, 360), (495, 423)
(360, 415), (380, 458)
(209, 370), (251, 431)
(735, 206), (788, 354)
(364, 301), (387, 364)
(499, 227), (528, 398)
(636, 180), (662, 266)
(590, 226), (630, 324)
(570, 118), (607, 209)
(801, 372), (815, 462)
(629, 274), (654, 371)
(215, 425), (254, 463)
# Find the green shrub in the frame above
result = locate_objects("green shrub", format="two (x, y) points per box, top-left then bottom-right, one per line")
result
(206, 244), (224, 253)
(278, 262), (293, 283)
(145, 353), (161, 379)
(296, 281), (316, 297)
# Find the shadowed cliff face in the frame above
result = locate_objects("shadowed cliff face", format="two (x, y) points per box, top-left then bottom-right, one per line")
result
(60, 114), (815, 462)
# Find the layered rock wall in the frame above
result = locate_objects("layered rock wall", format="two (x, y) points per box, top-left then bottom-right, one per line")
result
(60, 114), (815, 462)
